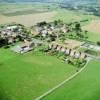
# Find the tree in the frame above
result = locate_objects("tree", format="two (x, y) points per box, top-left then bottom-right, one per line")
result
(54, 19), (63, 26)
(75, 22), (82, 35)
(37, 21), (47, 27)
(49, 34), (57, 41)
(0, 38), (8, 47)
(97, 41), (100, 46)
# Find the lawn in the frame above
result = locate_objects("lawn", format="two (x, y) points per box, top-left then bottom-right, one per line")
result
(0, 48), (76, 100)
(43, 60), (100, 100)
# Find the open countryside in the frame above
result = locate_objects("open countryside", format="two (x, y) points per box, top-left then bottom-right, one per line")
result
(0, 0), (100, 100)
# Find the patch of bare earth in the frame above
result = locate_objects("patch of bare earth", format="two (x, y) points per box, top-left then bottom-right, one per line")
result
(0, 11), (57, 27)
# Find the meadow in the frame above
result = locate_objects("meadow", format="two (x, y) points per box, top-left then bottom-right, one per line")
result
(43, 60), (100, 100)
(0, 48), (76, 100)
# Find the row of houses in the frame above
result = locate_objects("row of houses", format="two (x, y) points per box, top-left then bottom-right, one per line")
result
(49, 43), (87, 59)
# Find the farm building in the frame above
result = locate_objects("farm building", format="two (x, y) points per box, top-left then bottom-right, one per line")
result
(12, 39), (43, 53)
(81, 43), (100, 51)
(12, 41), (34, 53)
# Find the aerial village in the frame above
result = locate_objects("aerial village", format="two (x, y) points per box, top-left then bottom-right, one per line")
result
(0, 20), (100, 68)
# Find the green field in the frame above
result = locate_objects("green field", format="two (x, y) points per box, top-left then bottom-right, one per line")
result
(0, 48), (76, 100)
(43, 60), (100, 100)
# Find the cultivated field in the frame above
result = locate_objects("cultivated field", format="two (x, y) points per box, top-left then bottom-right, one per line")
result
(43, 60), (100, 100)
(0, 11), (57, 27)
(0, 48), (76, 100)
(0, 3), (57, 27)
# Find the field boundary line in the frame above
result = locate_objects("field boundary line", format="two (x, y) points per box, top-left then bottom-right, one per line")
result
(35, 58), (91, 100)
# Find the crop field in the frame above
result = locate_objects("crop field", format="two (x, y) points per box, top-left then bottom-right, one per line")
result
(0, 48), (76, 100)
(0, 3), (56, 15)
(43, 60), (100, 100)
(0, 3), (57, 26)
(3, 9), (50, 16)
(0, 11), (57, 27)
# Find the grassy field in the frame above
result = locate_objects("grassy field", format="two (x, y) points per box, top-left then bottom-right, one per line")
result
(43, 60), (100, 100)
(53, 9), (96, 23)
(82, 20), (100, 42)
(0, 48), (76, 100)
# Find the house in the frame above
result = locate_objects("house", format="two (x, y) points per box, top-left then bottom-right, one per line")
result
(6, 26), (18, 31)
(65, 49), (70, 55)
(61, 24), (69, 33)
(41, 30), (48, 37)
(60, 47), (66, 52)
(70, 50), (75, 57)
(74, 52), (81, 58)
(57, 45), (61, 51)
